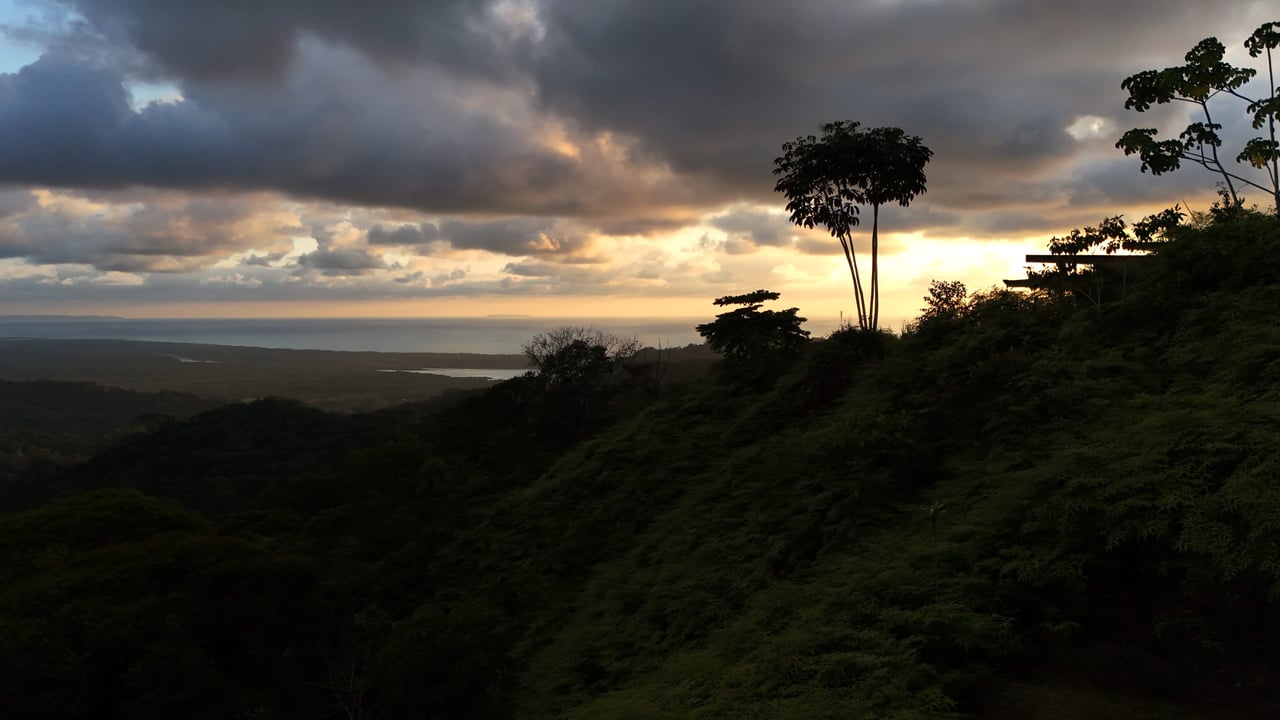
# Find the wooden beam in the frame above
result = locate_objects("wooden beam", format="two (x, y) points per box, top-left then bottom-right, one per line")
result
(1003, 278), (1040, 288)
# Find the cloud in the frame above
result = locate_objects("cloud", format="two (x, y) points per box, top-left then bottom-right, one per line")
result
(707, 208), (794, 249)
(0, 41), (707, 221)
(242, 252), (288, 267)
(0, 189), (299, 272)
(439, 217), (590, 256)
(529, 0), (1273, 219)
(2, 2), (1270, 226)
(45, 0), (524, 84)
(368, 222), (440, 246)
(0, 1), (1276, 314)
(0, 190), (35, 217)
(201, 272), (263, 287)
(500, 258), (611, 285)
(297, 246), (387, 276)
(45, 269), (145, 286)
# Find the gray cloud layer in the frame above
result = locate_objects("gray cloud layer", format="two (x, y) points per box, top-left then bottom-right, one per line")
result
(48, 0), (518, 82)
(0, 1), (1276, 306)
(3, 0), (1270, 219)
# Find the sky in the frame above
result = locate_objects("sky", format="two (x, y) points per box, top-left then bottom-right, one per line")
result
(0, 1), (1275, 328)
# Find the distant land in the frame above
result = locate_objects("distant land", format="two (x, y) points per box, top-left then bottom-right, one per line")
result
(0, 337), (717, 411)
(0, 338), (526, 411)
(0, 314), (127, 321)
(0, 315), (709, 353)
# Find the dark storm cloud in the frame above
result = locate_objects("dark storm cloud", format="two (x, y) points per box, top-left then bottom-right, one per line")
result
(0, 48), (689, 218)
(530, 0), (1269, 208)
(0, 57), (131, 184)
(46, 0), (519, 83)
(0, 0), (1274, 254)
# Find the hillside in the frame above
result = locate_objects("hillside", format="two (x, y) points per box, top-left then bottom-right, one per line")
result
(2, 211), (1279, 718)
(0, 380), (222, 501)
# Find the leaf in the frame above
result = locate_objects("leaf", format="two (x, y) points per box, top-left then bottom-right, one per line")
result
(1246, 95), (1280, 129)
(1236, 138), (1280, 169)
(1245, 21), (1280, 58)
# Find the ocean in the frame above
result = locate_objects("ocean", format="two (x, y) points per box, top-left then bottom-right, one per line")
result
(0, 316), (708, 355)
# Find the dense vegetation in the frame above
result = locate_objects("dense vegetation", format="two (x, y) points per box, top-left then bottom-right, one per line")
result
(3, 210), (1280, 718)
(0, 380), (220, 504)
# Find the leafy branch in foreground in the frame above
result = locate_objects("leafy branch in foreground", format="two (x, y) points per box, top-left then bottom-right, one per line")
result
(1117, 21), (1280, 214)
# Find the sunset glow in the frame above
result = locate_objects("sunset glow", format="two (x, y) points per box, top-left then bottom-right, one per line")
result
(0, 1), (1273, 328)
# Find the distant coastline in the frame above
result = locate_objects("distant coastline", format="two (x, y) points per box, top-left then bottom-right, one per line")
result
(0, 316), (707, 355)
(0, 337), (530, 411)
(0, 314), (127, 321)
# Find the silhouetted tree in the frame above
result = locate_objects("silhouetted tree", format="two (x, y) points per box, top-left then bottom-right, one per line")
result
(919, 280), (968, 323)
(774, 122), (933, 330)
(521, 326), (640, 439)
(1117, 21), (1280, 215)
(522, 326), (639, 381)
(696, 290), (809, 385)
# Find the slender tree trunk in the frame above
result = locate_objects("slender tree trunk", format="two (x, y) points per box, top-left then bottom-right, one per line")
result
(851, 245), (868, 330)
(1267, 46), (1280, 216)
(839, 235), (867, 330)
(870, 204), (880, 331)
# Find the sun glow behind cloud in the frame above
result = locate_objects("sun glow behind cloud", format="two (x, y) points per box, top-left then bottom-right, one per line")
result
(1065, 115), (1116, 141)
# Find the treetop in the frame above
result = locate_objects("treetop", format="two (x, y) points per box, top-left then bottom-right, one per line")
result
(1245, 22), (1280, 57)
(772, 121), (933, 241)
(713, 289), (781, 307)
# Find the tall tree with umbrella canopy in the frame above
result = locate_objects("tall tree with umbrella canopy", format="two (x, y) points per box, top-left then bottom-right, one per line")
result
(774, 122), (933, 331)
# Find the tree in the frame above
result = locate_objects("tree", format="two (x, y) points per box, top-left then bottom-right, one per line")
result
(520, 326), (640, 439)
(919, 280), (968, 323)
(773, 121), (933, 331)
(521, 326), (639, 383)
(696, 290), (809, 385)
(1117, 21), (1280, 215)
